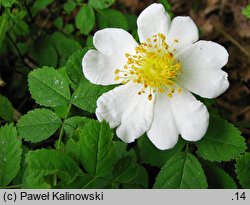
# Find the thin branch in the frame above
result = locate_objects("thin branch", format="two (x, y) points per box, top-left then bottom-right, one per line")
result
(215, 26), (250, 58)
(24, 0), (34, 22)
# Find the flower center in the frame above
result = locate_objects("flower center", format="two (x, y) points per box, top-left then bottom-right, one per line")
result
(114, 33), (182, 100)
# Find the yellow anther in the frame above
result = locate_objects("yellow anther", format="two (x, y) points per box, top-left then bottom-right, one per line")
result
(116, 33), (182, 97)
(178, 88), (182, 93)
(168, 93), (173, 98)
(148, 94), (152, 101)
(158, 88), (164, 93)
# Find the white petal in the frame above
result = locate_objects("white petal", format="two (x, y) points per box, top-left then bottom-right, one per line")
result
(137, 3), (171, 43)
(82, 28), (138, 85)
(167, 16), (199, 52)
(170, 89), (209, 141)
(83, 50), (120, 85)
(147, 93), (179, 150)
(96, 83), (154, 143)
(176, 40), (229, 98)
(93, 28), (138, 56)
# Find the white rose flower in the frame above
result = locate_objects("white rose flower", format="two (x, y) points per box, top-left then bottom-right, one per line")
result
(82, 3), (229, 150)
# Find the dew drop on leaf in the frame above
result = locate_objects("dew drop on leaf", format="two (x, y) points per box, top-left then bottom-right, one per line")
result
(55, 80), (60, 85)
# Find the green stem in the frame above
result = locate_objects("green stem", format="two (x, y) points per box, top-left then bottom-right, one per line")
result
(53, 102), (72, 187)
(82, 174), (142, 189)
(0, 184), (22, 189)
(185, 142), (189, 153)
(57, 102), (72, 149)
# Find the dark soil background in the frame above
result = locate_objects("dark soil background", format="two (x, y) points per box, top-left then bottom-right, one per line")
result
(117, 0), (250, 145)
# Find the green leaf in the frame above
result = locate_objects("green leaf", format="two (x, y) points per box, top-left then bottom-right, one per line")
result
(50, 32), (81, 65)
(114, 141), (131, 162)
(63, 0), (76, 14)
(114, 141), (138, 164)
(154, 152), (208, 188)
(160, 0), (173, 17)
(76, 5), (95, 35)
(0, 13), (9, 51)
(23, 149), (82, 188)
(113, 156), (138, 184)
(11, 15), (29, 37)
(0, 0), (16, 8)
(53, 17), (63, 30)
(236, 153), (250, 188)
(125, 14), (137, 31)
(86, 35), (94, 48)
(133, 165), (149, 188)
(63, 24), (74, 34)
(65, 138), (80, 163)
(28, 67), (71, 107)
(17, 109), (61, 143)
(32, 36), (58, 67)
(89, 0), (115, 9)
(66, 48), (88, 84)
(196, 116), (246, 162)
(242, 5), (250, 19)
(97, 9), (128, 30)
(203, 163), (237, 188)
(122, 165), (148, 188)
(138, 136), (185, 167)
(32, 0), (54, 15)
(72, 80), (114, 113)
(58, 173), (111, 188)
(12, 145), (29, 186)
(64, 116), (91, 137)
(79, 121), (115, 177)
(0, 95), (13, 121)
(0, 124), (22, 187)
(53, 104), (68, 119)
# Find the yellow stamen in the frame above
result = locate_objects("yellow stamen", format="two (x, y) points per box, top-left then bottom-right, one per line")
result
(158, 88), (164, 93)
(148, 94), (152, 101)
(114, 33), (182, 100)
